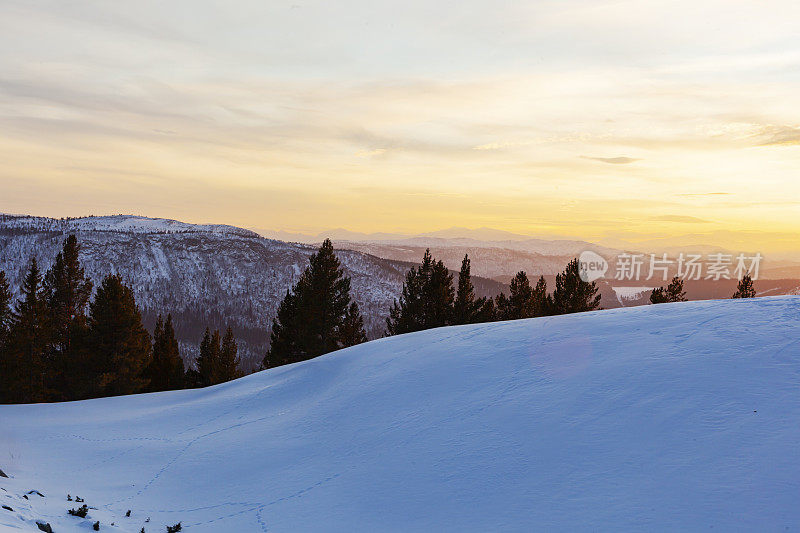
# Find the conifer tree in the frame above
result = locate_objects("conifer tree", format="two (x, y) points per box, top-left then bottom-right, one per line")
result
(495, 273), (550, 321)
(43, 235), (93, 400)
(551, 258), (601, 314)
(87, 274), (151, 397)
(494, 292), (510, 321)
(453, 255), (493, 325)
(266, 239), (362, 367)
(339, 302), (367, 347)
(386, 266), (425, 335)
(732, 273), (756, 298)
(146, 314), (185, 392)
(218, 327), (241, 383)
(649, 286), (668, 304)
(453, 255), (476, 325)
(532, 275), (550, 316)
(196, 327), (221, 386)
(665, 276), (687, 302)
(425, 258), (454, 327)
(265, 289), (303, 368)
(508, 271), (536, 319)
(6, 259), (51, 403)
(386, 249), (455, 334)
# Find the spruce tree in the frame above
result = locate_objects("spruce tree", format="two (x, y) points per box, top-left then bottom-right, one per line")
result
(218, 327), (241, 383)
(339, 302), (367, 347)
(266, 239), (362, 367)
(146, 314), (185, 392)
(87, 274), (151, 397)
(6, 259), (51, 403)
(551, 258), (601, 314)
(732, 274), (756, 298)
(43, 235), (93, 400)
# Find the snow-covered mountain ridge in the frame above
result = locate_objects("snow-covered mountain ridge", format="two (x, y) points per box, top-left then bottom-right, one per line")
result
(0, 214), (441, 368)
(2, 297), (799, 531)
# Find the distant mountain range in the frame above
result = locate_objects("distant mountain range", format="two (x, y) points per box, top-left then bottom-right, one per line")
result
(255, 226), (800, 280)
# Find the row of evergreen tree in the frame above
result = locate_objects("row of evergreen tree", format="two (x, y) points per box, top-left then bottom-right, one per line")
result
(1, 234), (760, 404)
(266, 245), (603, 371)
(0, 236), (242, 404)
(649, 273), (756, 304)
(385, 252), (602, 335)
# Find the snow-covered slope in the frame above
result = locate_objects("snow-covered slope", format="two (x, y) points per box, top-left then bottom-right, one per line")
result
(2, 297), (800, 531)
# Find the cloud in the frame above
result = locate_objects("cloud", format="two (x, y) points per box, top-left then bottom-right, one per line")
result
(755, 125), (800, 146)
(581, 156), (639, 164)
(650, 215), (711, 223)
(675, 192), (731, 197)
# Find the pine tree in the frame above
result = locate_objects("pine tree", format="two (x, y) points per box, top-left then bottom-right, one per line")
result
(43, 235), (93, 400)
(532, 275), (550, 316)
(425, 258), (454, 327)
(495, 274), (550, 321)
(5, 259), (51, 403)
(453, 254), (475, 325)
(146, 314), (185, 392)
(508, 271), (536, 319)
(87, 274), (151, 397)
(732, 273), (756, 298)
(339, 302), (367, 347)
(196, 327), (221, 386)
(649, 286), (668, 304)
(551, 258), (601, 314)
(494, 292), (510, 321)
(650, 276), (687, 304)
(386, 249), (455, 334)
(386, 266), (425, 335)
(665, 276), (687, 302)
(218, 327), (241, 383)
(265, 239), (361, 367)
(265, 288), (304, 368)
(453, 255), (492, 325)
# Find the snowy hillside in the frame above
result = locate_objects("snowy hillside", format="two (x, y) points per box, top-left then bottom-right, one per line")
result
(2, 297), (800, 531)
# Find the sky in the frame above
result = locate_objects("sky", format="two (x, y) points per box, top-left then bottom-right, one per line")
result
(1, 0), (799, 253)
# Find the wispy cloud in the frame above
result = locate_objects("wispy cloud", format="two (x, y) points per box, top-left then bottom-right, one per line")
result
(755, 125), (800, 146)
(675, 192), (731, 197)
(581, 156), (639, 165)
(650, 215), (711, 223)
